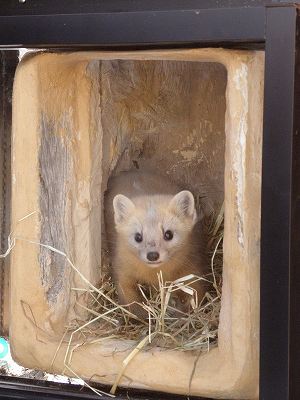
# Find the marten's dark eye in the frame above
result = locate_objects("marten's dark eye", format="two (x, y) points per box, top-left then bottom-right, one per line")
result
(164, 230), (173, 241)
(134, 233), (143, 243)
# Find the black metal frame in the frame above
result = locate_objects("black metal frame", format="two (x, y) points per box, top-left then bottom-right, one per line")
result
(0, 1), (300, 399)
(260, 5), (300, 400)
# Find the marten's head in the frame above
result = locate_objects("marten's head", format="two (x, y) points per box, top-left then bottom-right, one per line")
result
(113, 191), (197, 268)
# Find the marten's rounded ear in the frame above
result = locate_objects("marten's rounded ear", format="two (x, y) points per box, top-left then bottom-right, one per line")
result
(169, 191), (197, 222)
(113, 194), (135, 224)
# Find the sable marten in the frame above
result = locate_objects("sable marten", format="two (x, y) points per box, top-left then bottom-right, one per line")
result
(104, 170), (208, 319)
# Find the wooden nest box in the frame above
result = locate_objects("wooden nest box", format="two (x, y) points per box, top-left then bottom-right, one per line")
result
(9, 49), (263, 399)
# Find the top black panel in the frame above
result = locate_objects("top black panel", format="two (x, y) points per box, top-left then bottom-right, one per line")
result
(0, 0), (298, 16)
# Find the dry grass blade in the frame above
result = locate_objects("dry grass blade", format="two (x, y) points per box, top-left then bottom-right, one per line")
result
(58, 206), (224, 394)
(1, 206), (223, 397)
(110, 334), (155, 395)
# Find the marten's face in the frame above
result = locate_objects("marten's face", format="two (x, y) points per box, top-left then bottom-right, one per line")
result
(113, 191), (197, 268)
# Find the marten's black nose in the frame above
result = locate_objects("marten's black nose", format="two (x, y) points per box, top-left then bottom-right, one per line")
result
(147, 251), (159, 262)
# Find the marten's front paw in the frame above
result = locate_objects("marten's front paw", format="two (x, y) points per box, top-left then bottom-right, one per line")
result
(127, 303), (149, 321)
(169, 293), (192, 316)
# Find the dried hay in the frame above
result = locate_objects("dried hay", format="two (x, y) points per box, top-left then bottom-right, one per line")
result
(71, 205), (223, 346)
(4, 205), (223, 396)
(59, 205), (224, 394)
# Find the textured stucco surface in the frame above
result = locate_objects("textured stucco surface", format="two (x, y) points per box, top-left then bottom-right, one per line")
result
(10, 49), (264, 399)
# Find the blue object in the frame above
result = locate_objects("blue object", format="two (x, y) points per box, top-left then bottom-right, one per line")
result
(0, 337), (9, 359)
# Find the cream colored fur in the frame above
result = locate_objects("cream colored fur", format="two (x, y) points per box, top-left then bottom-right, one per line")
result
(104, 170), (207, 318)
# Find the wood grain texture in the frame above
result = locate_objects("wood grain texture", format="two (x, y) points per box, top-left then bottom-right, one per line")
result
(100, 60), (226, 215)
(39, 113), (71, 304)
